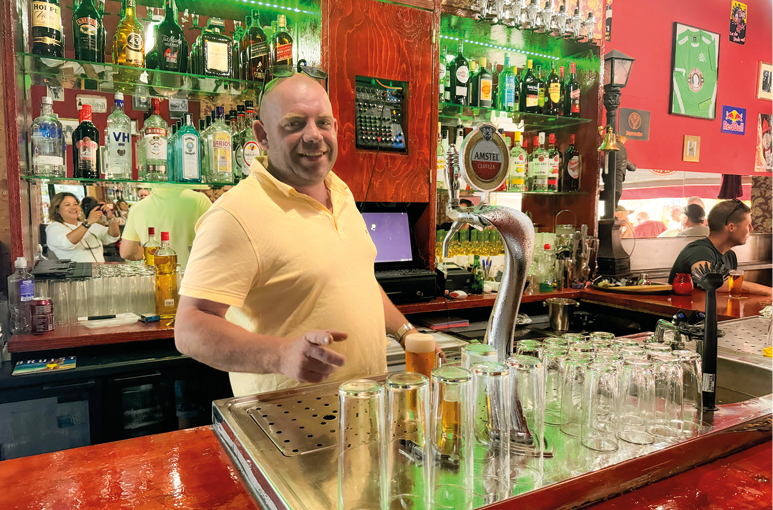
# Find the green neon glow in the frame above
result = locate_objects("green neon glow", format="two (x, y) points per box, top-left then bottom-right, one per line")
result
(238, 0), (318, 15)
(439, 34), (560, 61)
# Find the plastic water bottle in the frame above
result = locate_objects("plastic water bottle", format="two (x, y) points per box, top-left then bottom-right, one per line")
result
(8, 257), (34, 334)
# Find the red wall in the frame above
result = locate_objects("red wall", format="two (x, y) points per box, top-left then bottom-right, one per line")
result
(609, 0), (771, 175)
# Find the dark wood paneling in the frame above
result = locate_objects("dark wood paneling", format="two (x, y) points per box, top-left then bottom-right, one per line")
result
(8, 322), (175, 353)
(325, 0), (434, 203)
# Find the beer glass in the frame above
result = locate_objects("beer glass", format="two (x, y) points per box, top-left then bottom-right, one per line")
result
(673, 350), (703, 437)
(429, 366), (473, 510)
(470, 362), (511, 506)
(617, 358), (655, 445)
(385, 372), (430, 509)
(728, 269), (744, 298)
(515, 340), (543, 358)
(581, 362), (619, 452)
(461, 343), (496, 371)
(649, 354), (684, 440)
(559, 355), (589, 437)
(405, 333), (437, 378)
(338, 380), (386, 510)
(543, 346), (568, 425)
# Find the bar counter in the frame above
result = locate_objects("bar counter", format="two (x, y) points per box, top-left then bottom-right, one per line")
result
(0, 426), (769, 509)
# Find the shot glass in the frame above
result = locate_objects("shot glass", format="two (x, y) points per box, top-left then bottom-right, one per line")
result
(429, 366), (473, 510)
(581, 362), (619, 452)
(385, 372), (430, 509)
(461, 343), (496, 371)
(543, 346), (568, 425)
(649, 354), (684, 440)
(673, 350), (703, 437)
(470, 362), (511, 506)
(617, 358), (655, 445)
(515, 339), (543, 358)
(338, 380), (386, 510)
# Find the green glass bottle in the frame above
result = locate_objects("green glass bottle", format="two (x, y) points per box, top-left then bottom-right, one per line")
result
(155, 0), (188, 73)
(73, 0), (104, 62)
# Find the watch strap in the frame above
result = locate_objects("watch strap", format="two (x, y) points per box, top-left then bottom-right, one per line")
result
(81, 221), (91, 229)
(395, 322), (416, 345)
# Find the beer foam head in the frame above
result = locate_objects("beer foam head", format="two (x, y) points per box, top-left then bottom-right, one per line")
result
(404, 333), (436, 353)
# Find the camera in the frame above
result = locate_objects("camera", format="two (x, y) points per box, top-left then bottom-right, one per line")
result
(81, 200), (105, 220)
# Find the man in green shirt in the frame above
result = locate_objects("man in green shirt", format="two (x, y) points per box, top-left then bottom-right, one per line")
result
(669, 200), (771, 295)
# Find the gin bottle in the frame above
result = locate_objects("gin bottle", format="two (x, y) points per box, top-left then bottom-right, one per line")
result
(507, 131), (527, 192)
(177, 113), (201, 182)
(208, 106), (233, 183)
(241, 100), (261, 175)
(105, 92), (132, 179)
(527, 132), (549, 192)
(30, 96), (66, 177)
(141, 97), (168, 181)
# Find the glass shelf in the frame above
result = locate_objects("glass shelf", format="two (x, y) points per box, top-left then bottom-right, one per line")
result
(458, 190), (587, 196)
(439, 102), (593, 130)
(21, 175), (236, 190)
(16, 53), (262, 101)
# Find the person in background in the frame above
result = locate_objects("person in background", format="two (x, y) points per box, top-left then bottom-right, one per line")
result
(46, 193), (120, 263)
(116, 199), (129, 218)
(137, 189), (150, 200)
(106, 200), (126, 225)
(633, 211), (666, 238)
(660, 204), (710, 238)
(615, 205), (635, 238)
(686, 197), (707, 225)
(668, 200), (771, 294)
(119, 188), (212, 269)
(666, 205), (683, 230)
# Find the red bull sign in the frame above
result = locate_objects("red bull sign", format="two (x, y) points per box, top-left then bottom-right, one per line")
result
(721, 105), (746, 135)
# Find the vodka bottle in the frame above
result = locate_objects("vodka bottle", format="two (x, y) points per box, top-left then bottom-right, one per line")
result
(30, 96), (66, 177)
(105, 92), (132, 178)
(142, 97), (168, 181)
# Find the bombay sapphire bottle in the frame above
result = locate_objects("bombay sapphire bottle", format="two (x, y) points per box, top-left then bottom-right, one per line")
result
(176, 113), (201, 183)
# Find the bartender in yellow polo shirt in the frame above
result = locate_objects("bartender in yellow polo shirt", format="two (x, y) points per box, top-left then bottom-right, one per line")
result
(175, 74), (440, 396)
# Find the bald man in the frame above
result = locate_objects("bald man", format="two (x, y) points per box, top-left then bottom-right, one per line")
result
(175, 75), (435, 396)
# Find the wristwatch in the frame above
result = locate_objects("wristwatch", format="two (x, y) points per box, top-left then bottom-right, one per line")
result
(81, 221), (91, 229)
(394, 322), (416, 346)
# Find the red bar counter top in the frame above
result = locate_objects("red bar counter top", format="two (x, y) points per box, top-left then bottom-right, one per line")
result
(0, 426), (769, 509)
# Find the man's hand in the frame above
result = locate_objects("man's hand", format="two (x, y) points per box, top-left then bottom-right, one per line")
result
(279, 330), (348, 383)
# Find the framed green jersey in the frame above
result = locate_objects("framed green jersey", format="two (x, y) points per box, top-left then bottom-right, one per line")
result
(669, 23), (720, 120)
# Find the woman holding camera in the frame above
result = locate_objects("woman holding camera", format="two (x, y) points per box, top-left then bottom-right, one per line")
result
(46, 193), (120, 263)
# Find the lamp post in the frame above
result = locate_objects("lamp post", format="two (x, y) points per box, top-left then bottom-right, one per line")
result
(597, 49), (635, 276)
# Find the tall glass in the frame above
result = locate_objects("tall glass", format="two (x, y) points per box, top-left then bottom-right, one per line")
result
(429, 366), (473, 510)
(728, 269), (744, 298)
(72, 279), (88, 322)
(50, 280), (70, 326)
(470, 362), (511, 506)
(338, 380), (386, 510)
(617, 358), (655, 445)
(543, 346), (568, 425)
(580, 362), (619, 452)
(385, 372), (430, 509)
(558, 355), (589, 437)
(673, 350), (703, 437)
(405, 333), (437, 378)
(649, 354), (684, 440)
(461, 343), (496, 371)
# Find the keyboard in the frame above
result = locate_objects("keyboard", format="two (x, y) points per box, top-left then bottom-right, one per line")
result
(375, 268), (436, 279)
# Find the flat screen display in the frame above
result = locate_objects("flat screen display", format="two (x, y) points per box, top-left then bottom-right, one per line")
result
(362, 212), (413, 263)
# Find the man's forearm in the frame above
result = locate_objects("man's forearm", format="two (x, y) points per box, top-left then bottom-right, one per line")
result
(119, 239), (144, 261)
(380, 286), (414, 337)
(743, 280), (773, 295)
(175, 306), (285, 374)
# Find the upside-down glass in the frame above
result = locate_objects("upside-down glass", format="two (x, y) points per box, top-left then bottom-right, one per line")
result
(543, 336), (570, 349)
(615, 337), (641, 351)
(617, 358), (655, 445)
(645, 343), (673, 359)
(506, 355), (545, 496)
(50, 280), (70, 326)
(461, 343), (496, 371)
(562, 333), (585, 345)
(581, 362), (619, 452)
(338, 380), (386, 510)
(570, 341), (594, 355)
(429, 366), (474, 510)
(470, 362), (511, 506)
(559, 355), (589, 437)
(515, 339), (543, 358)
(589, 331), (615, 349)
(672, 350), (703, 437)
(543, 346), (568, 425)
(385, 372), (430, 509)
(620, 346), (647, 359)
(649, 354), (684, 440)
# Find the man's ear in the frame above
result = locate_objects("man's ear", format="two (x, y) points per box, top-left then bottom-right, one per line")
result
(254, 120), (269, 151)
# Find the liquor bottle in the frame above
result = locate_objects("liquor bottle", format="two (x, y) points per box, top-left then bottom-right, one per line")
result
(471, 57), (493, 108)
(142, 98), (168, 181)
(242, 100), (260, 175)
(246, 10), (270, 81)
(105, 92), (132, 179)
(272, 14), (293, 72)
(439, 45), (447, 103)
(167, 123), (177, 179)
(448, 40), (469, 106)
(155, 0), (188, 73)
(203, 18), (232, 77)
(466, 60), (477, 106)
(230, 108), (242, 179)
(536, 64), (546, 113)
(113, 0), (145, 68)
(208, 106), (233, 183)
(73, 0), (104, 62)
(527, 133), (549, 191)
(566, 62), (581, 117)
(31, 0), (64, 58)
(143, 226), (161, 266)
(238, 15), (251, 80)
(508, 131), (527, 192)
(547, 133), (560, 191)
(30, 96), (66, 177)
(496, 54), (515, 111)
(545, 62), (561, 116)
(200, 114), (212, 182)
(232, 24), (244, 79)
(520, 60), (540, 113)
(8, 257), (34, 334)
(154, 231), (178, 318)
(177, 113), (201, 183)
(561, 134), (581, 191)
(443, 48), (452, 103)
(436, 123), (446, 190)
(73, 104), (100, 179)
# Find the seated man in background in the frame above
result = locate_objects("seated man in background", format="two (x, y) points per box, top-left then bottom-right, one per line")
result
(633, 211), (666, 238)
(659, 204), (710, 238)
(668, 200), (771, 295)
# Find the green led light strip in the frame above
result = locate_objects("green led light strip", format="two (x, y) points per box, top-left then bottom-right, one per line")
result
(236, 0), (320, 16)
(440, 34), (559, 61)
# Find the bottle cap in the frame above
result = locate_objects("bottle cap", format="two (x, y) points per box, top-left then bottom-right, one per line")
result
(245, 100), (254, 108)
(570, 62), (576, 73)
(148, 227), (156, 235)
(14, 257), (27, 268)
(404, 333), (435, 354)
(479, 56), (487, 68)
(570, 134), (576, 143)
(42, 96), (52, 105)
(152, 97), (161, 113)
(115, 92), (124, 101)
(161, 231), (170, 242)
(514, 131), (521, 142)
(533, 135), (539, 145)
(79, 104), (92, 122)
(549, 133), (556, 144)
(527, 59), (533, 68)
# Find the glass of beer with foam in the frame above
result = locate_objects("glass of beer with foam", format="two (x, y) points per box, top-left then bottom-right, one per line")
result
(405, 333), (436, 378)
(728, 269), (744, 298)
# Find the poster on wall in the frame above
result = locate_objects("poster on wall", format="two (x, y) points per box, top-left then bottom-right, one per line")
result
(758, 62), (772, 101)
(669, 23), (720, 120)
(756, 114), (772, 172)
(729, 1), (747, 45)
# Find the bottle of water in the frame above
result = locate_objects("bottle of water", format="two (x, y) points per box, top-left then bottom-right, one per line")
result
(8, 257), (35, 334)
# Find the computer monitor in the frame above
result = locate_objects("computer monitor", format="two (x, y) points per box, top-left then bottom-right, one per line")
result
(361, 212), (414, 264)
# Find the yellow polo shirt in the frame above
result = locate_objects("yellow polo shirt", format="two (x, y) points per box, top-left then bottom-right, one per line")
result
(180, 161), (387, 396)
